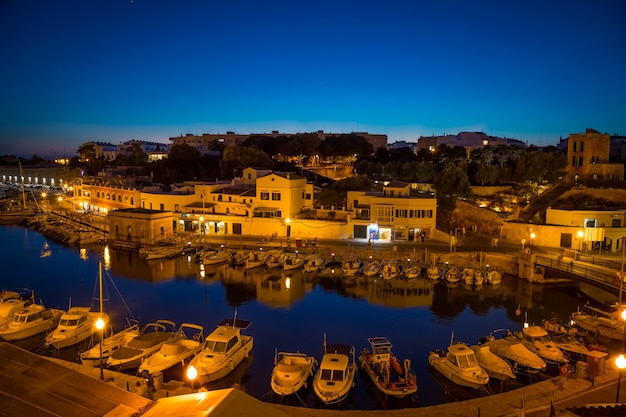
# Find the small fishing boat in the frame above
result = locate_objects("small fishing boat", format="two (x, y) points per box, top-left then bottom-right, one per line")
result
(106, 320), (180, 370)
(470, 344), (515, 381)
(341, 254), (361, 276)
(313, 338), (356, 405)
(462, 268), (475, 285)
(270, 351), (317, 396)
(244, 250), (267, 269)
(361, 259), (382, 277)
(139, 323), (204, 374)
(303, 253), (326, 273)
(473, 269), (484, 285)
(0, 302), (64, 341)
(486, 269), (502, 285)
(282, 252), (305, 270)
(144, 245), (184, 261)
(359, 337), (417, 398)
(202, 249), (234, 265)
(187, 314), (253, 383)
(79, 321), (141, 367)
(381, 259), (403, 280)
(45, 307), (106, 350)
(426, 263), (442, 280)
(444, 267), (461, 283)
(404, 265), (421, 280)
(428, 341), (489, 389)
(265, 250), (284, 268)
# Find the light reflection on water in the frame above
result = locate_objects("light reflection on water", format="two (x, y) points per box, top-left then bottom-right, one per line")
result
(0, 225), (589, 410)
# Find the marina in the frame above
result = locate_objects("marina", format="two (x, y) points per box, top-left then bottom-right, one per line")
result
(0, 224), (623, 410)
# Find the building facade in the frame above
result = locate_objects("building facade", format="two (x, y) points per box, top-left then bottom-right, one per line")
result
(567, 128), (624, 184)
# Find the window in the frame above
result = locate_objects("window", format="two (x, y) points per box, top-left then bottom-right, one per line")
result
(260, 192), (270, 200)
(160, 203), (164, 211)
(377, 206), (393, 222)
(272, 192), (281, 201)
(305, 193), (311, 200)
(218, 195), (222, 201)
(396, 209), (408, 218)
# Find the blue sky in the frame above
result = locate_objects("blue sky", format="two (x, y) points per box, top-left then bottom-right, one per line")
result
(1, 0), (625, 158)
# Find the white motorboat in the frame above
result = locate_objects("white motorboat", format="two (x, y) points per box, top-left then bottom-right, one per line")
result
(282, 252), (305, 270)
(144, 245), (184, 261)
(381, 259), (403, 280)
(341, 254), (361, 276)
(444, 267), (461, 283)
(106, 320), (180, 370)
(303, 253), (326, 273)
(313, 340), (356, 405)
(0, 303), (64, 341)
(271, 351), (317, 396)
(265, 250), (284, 268)
(187, 316), (253, 383)
(482, 330), (546, 374)
(244, 250), (267, 269)
(470, 344), (515, 381)
(45, 306), (106, 350)
(0, 291), (30, 328)
(543, 319), (594, 361)
(359, 337), (417, 398)
(426, 263), (442, 280)
(361, 259), (382, 277)
(506, 325), (567, 367)
(79, 321), (141, 367)
(203, 249), (233, 265)
(404, 265), (421, 280)
(428, 342), (489, 389)
(139, 323), (204, 374)
(571, 304), (626, 342)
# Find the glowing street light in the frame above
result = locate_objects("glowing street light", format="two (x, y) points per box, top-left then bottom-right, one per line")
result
(187, 365), (198, 392)
(95, 317), (105, 380)
(577, 230), (584, 252)
(530, 232), (536, 253)
(616, 354), (626, 403)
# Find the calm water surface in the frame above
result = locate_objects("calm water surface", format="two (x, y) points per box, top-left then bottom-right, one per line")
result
(0, 225), (589, 410)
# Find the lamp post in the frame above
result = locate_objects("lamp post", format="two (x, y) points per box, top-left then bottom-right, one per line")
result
(187, 365), (197, 392)
(616, 354), (626, 403)
(530, 232), (536, 253)
(621, 308), (626, 350)
(95, 317), (105, 380)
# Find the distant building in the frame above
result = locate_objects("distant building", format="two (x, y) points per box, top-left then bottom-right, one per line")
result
(566, 128), (624, 184)
(80, 141), (117, 161)
(416, 132), (525, 155)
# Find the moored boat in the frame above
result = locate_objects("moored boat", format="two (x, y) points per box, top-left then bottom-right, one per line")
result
(404, 264), (421, 280)
(139, 323), (204, 374)
(313, 339), (356, 405)
(361, 259), (382, 277)
(359, 336), (417, 398)
(106, 319), (180, 370)
(244, 250), (267, 269)
(187, 315), (253, 383)
(203, 249), (234, 265)
(271, 351), (317, 396)
(79, 321), (141, 367)
(444, 267), (461, 283)
(282, 252), (305, 270)
(506, 325), (567, 367)
(481, 330), (546, 375)
(0, 302), (64, 341)
(571, 304), (626, 342)
(265, 250), (284, 268)
(381, 259), (403, 280)
(44, 306), (106, 350)
(0, 291), (30, 328)
(341, 253), (361, 276)
(470, 344), (515, 381)
(428, 341), (489, 389)
(426, 263), (442, 280)
(303, 253), (326, 273)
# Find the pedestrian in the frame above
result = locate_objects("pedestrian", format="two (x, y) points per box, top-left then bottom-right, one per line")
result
(494, 237), (498, 247)
(558, 362), (568, 390)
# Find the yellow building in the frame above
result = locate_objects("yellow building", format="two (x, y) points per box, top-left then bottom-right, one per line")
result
(567, 128), (624, 184)
(347, 180), (437, 242)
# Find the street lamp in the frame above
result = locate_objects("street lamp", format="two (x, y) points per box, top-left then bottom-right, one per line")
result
(187, 365), (198, 392)
(95, 317), (105, 380)
(616, 354), (626, 403)
(577, 230), (584, 252)
(621, 308), (626, 350)
(530, 232), (536, 253)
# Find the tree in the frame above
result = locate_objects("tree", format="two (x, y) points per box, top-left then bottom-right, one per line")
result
(220, 145), (273, 178)
(432, 162), (473, 213)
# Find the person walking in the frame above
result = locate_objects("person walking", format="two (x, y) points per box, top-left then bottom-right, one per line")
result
(558, 362), (568, 390)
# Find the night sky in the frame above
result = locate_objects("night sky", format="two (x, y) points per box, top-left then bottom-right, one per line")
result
(1, 0), (625, 158)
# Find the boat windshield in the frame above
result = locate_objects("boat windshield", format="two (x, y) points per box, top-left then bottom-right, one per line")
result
(320, 369), (344, 382)
(14, 314), (28, 323)
(451, 353), (478, 368)
(204, 340), (228, 353)
(59, 318), (79, 326)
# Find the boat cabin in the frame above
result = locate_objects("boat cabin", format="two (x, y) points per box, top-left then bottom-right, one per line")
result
(447, 343), (479, 369)
(204, 319), (251, 356)
(58, 307), (91, 327)
(520, 326), (551, 344)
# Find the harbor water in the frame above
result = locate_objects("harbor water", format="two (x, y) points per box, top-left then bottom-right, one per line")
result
(0, 225), (593, 410)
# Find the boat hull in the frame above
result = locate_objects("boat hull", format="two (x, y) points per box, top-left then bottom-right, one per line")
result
(270, 353), (317, 396)
(0, 308), (63, 341)
(191, 336), (253, 383)
(428, 352), (489, 389)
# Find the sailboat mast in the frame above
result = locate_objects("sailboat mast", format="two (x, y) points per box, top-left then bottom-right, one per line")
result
(99, 261), (104, 314)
